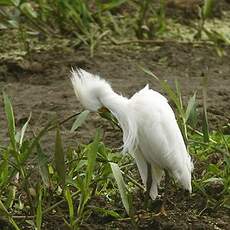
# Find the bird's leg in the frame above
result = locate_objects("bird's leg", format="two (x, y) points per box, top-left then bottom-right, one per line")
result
(161, 170), (170, 216)
(144, 162), (152, 209)
(154, 170), (170, 216)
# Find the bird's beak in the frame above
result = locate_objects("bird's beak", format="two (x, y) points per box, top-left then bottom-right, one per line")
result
(98, 106), (109, 114)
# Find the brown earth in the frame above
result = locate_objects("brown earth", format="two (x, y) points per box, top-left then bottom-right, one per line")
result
(0, 43), (229, 229)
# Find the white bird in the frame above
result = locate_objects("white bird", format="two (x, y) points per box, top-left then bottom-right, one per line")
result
(71, 68), (193, 214)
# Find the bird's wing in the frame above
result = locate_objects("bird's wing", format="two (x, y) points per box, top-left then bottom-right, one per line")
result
(130, 86), (193, 192)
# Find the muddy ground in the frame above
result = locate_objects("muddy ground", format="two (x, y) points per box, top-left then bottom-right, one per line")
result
(0, 43), (230, 229)
(1, 43), (229, 148)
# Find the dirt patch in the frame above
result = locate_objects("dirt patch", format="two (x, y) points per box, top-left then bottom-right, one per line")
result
(0, 43), (230, 229)
(1, 43), (229, 145)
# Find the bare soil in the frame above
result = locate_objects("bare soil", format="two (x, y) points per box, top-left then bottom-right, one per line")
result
(0, 43), (229, 229)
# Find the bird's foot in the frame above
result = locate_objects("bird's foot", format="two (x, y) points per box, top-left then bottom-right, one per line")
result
(153, 205), (167, 217)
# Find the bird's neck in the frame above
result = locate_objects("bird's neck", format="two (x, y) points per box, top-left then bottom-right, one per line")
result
(100, 90), (128, 113)
(100, 90), (137, 154)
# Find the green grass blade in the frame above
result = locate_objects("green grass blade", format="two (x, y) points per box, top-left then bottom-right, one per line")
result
(65, 187), (75, 226)
(0, 199), (10, 216)
(202, 75), (209, 142)
(20, 119), (54, 164)
(36, 186), (43, 230)
(0, 0), (18, 6)
(37, 143), (50, 188)
(0, 199), (20, 230)
(0, 151), (9, 187)
(77, 131), (100, 219)
(3, 92), (16, 151)
(19, 113), (31, 147)
(139, 66), (159, 81)
(5, 185), (17, 209)
(220, 132), (230, 155)
(203, 0), (215, 18)
(110, 162), (130, 215)
(175, 80), (184, 115)
(100, 0), (127, 11)
(162, 80), (183, 116)
(140, 66), (183, 115)
(54, 127), (65, 185)
(71, 110), (89, 132)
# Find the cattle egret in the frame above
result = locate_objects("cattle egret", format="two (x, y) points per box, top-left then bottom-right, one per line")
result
(71, 68), (193, 215)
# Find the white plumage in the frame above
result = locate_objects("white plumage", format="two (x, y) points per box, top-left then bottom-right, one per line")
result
(71, 68), (193, 200)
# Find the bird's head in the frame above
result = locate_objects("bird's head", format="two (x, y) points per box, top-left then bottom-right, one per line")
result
(71, 68), (112, 112)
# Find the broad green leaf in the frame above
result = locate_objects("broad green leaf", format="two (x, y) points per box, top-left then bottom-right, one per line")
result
(20, 2), (37, 18)
(36, 186), (43, 230)
(0, 0), (19, 6)
(77, 131), (100, 219)
(85, 130), (100, 188)
(8, 19), (19, 28)
(54, 128), (65, 185)
(110, 162), (130, 215)
(71, 110), (89, 132)
(224, 203), (230, 209)
(185, 92), (197, 125)
(0, 23), (8, 29)
(0, 0), (11, 5)
(91, 206), (121, 219)
(207, 164), (220, 174)
(3, 92), (16, 151)
(21, 119), (54, 164)
(37, 144), (50, 188)
(65, 176), (79, 189)
(99, 0), (127, 11)
(11, 0), (20, 6)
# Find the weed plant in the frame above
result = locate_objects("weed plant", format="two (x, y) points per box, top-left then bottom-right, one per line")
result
(0, 0), (229, 56)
